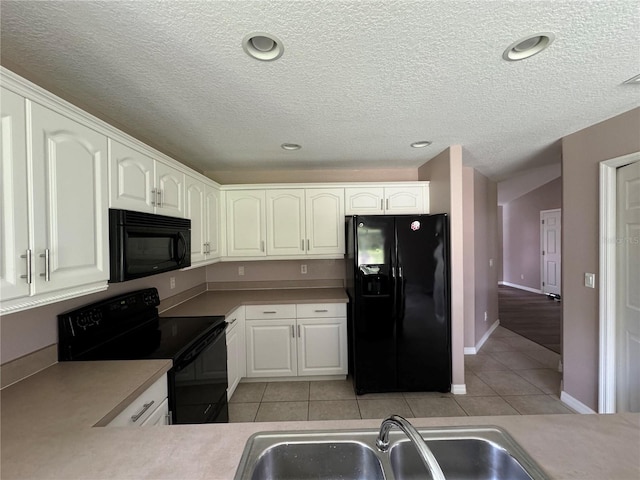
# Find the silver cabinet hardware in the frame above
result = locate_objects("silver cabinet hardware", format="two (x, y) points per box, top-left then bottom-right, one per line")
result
(381, 199), (384, 210)
(261, 240), (265, 252)
(301, 239), (305, 251)
(306, 239), (310, 251)
(39, 249), (50, 281)
(263, 311), (277, 314)
(151, 188), (157, 206)
(20, 249), (32, 284)
(228, 317), (237, 325)
(291, 325), (295, 338)
(386, 198), (389, 210)
(158, 189), (163, 207)
(314, 309), (328, 313)
(297, 325), (301, 337)
(131, 400), (155, 422)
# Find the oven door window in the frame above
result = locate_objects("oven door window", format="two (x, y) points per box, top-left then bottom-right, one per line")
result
(173, 332), (228, 424)
(125, 230), (182, 274)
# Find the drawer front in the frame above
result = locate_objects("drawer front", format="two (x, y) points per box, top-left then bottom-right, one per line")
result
(140, 398), (170, 426)
(107, 375), (168, 427)
(296, 303), (347, 318)
(245, 304), (296, 319)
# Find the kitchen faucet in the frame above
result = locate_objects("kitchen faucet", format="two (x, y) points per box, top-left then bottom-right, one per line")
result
(376, 414), (446, 480)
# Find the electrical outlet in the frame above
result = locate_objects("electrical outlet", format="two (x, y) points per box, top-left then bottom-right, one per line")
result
(484, 311), (488, 322)
(301, 264), (307, 274)
(170, 277), (176, 289)
(520, 274), (525, 280)
(238, 266), (245, 276)
(584, 273), (595, 288)
(489, 258), (494, 267)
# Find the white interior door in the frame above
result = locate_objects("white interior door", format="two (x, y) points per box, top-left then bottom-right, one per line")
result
(541, 209), (561, 295)
(616, 160), (640, 412)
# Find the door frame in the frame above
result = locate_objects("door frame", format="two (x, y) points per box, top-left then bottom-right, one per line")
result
(540, 208), (561, 295)
(599, 151), (640, 413)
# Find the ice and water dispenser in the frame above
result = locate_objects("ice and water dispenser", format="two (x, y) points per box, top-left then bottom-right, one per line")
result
(359, 265), (389, 295)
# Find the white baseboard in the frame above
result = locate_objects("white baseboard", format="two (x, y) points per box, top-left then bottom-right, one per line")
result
(560, 391), (597, 414)
(464, 319), (500, 355)
(499, 281), (543, 295)
(451, 384), (467, 395)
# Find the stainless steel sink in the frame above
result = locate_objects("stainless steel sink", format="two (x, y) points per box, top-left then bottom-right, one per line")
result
(234, 426), (549, 480)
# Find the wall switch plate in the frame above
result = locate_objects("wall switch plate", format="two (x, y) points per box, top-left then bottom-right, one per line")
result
(489, 258), (494, 267)
(484, 311), (488, 322)
(238, 266), (245, 276)
(301, 264), (307, 274)
(584, 273), (595, 288)
(170, 277), (176, 289)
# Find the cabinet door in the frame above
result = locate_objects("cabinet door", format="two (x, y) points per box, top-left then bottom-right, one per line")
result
(226, 190), (266, 257)
(266, 189), (306, 256)
(30, 102), (109, 294)
(305, 189), (345, 255)
(156, 161), (184, 217)
(345, 187), (384, 215)
(204, 185), (221, 259)
(109, 140), (155, 213)
(0, 88), (30, 301)
(185, 176), (206, 264)
(384, 186), (424, 214)
(245, 319), (296, 377)
(297, 317), (348, 376)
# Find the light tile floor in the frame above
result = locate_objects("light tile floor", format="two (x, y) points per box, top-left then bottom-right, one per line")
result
(228, 326), (575, 422)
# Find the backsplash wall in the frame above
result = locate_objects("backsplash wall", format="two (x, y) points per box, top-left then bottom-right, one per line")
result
(206, 259), (346, 284)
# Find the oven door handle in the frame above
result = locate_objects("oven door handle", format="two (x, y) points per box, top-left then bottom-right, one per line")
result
(174, 322), (227, 372)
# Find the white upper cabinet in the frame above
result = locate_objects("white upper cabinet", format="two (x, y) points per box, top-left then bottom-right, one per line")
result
(204, 185), (221, 260)
(266, 189), (306, 256)
(109, 140), (185, 218)
(305, 188), (345, 255)
(226, 190), (267, 257)
(345, 184), (428, 215)
(0, 87), (30, 301)
(30, 102), (110, 295)
(185, 176), (221, 265)
(185, 175), (206, 264)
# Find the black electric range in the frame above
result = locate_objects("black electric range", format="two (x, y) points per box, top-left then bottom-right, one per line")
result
(58, 288), (228, 424)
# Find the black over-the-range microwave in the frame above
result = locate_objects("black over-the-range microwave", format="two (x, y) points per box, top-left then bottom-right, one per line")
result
(109, 209), (191, 283)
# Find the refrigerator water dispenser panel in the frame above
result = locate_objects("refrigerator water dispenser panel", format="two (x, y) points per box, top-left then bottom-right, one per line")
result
(359, 265), (389, 296)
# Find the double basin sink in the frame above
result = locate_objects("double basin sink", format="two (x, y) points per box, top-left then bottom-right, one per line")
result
(234, 425), (548, 479)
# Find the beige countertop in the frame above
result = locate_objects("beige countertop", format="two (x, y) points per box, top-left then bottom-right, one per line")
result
(159, 287), (349, 318)
(1, 359), (639, 479)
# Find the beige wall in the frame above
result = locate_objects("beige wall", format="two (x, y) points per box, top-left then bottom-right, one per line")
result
(207, 168), (418, 184)
(0, 268), (207, 365)
(207, 259), (345, 283)
(462, 167), (476, 348)
(502, 177), (562, 289)
(419, 146), (465, 388)
(562, 107), (640, 411)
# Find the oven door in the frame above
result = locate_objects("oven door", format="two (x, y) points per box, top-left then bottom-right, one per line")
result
(170, 324), (229, 424)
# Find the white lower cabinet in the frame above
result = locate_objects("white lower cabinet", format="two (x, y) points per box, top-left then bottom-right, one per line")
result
(244, 303), (347, 379)
(226, 306), (246, 400)
(106, 375), (169, 427)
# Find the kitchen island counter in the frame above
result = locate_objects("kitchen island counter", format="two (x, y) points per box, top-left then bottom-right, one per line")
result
(1, 359), (638, 479)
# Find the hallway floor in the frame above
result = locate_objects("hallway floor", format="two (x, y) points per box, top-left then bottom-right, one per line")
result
(228, 326), (573, 422)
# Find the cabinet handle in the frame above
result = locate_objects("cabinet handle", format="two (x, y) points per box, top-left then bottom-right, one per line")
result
(20, 249), (33, 284)
(229, 317), (237, 325)
(131, 400), (155, 422)
(261, 240), (265, 252)
(386, 198), (389, 210)
(381, 199), (384, 211)
(297, 325), (301, 338)
(151, 188), (157, 206)
(263, 311), (277, 314)
(291, 325), (295, 338)
(301, 239), (305, 251)
(314, 309), (328, 313)
(306, 239), (310, 251)
(204, 242), (209, 254)
(39, 249), (50, 281)
(158, 189), (163, 207)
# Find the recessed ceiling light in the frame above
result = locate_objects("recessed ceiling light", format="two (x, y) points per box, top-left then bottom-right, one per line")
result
(411, 141), (432, 148)
(503, 33), (555, 61)
(243, 33), (284, 61)
(281, 143), (301, 150)
(622, 74), (640, 85)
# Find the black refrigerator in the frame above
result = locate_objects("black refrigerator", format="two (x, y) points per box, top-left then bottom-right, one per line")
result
(345, 214), (451, 395)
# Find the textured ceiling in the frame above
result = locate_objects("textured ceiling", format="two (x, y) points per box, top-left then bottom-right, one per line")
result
(1, 1), (638, 181)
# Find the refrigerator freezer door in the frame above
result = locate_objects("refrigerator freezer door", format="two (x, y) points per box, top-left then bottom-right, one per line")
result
(395, 215), (451, 392)
(351, 216), (397, 394)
